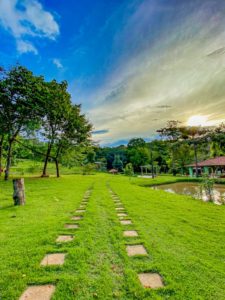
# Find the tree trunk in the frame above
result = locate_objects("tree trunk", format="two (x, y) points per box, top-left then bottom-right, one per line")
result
(54, 145), (61, 178)
(13, 178), (25, 205)
(4, 138), (13, 181)
(150, 147), (154, 179)
(194, 142), (198, 178)
(41, 142), (52, 177)
(0, 135), (4, 177)
(55, 158), (60, 178)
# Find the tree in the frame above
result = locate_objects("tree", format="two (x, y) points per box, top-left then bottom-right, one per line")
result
(128, 138), (146, 149)
(112, 154), (123, 171)
(157, 120), (181, 175)
(210, 123), (225, 156)
(179, 126), (209, 177)
(173, 142), (193, 174)
(40, 80), (71, 177)
(127, 147), (150, 171)
(0, 65), (45, 180)
(53, 104), (92, 177)
(124, 163), (134, 176)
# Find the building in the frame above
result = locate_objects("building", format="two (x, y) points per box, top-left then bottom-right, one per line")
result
(187, 156), (225, 177)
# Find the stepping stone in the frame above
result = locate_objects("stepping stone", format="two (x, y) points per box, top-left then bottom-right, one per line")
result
(76, 209), (85, 213)
(117, 213), (127, 217)
(56, 235), (74, 242)
(120, 220), (132, 225)
(19, 285), (55, 300)
(115, 207), (124, 211)
(123, 230), (138, 237)
(41, 253), (66, 266)
(126, 245), (147, 256)
(65, 224), (79, 229)
(71, 216), (82, 221)
(138, 273), (164, 289)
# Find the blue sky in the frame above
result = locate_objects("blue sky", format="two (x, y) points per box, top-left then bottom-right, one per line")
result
(0, 0), (225, 146)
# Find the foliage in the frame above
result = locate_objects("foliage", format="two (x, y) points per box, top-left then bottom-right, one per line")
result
(124, 163), (134, 176)
(112, 154), (123, 171)
(200, 174), (215, 202)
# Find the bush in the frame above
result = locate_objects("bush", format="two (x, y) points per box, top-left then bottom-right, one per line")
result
(124, 163), (134, 176)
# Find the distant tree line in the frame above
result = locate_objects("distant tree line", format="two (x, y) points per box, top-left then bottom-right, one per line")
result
(0, 65), (92, 180)
(95, 121), (225, 176)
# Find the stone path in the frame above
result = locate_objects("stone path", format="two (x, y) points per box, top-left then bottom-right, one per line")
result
(19, 285), (55, 300)
(20, 188), (92, 299)
(41, 253), (66, 266)
(109, 188), (165, 290)
(56, 235), (74, 243)
(19, 186), (164, 298)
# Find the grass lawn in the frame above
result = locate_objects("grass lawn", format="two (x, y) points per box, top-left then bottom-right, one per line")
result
(0, 174), (225, 299)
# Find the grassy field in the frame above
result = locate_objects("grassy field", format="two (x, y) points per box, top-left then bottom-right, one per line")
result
(0, 174), (225, 299)
(6, 159), (84, 177)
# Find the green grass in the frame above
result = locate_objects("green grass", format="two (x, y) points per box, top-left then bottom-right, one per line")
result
(7, 159), (84, 177)
(0, 174), (225, 299)
(132, 175), (225, 187)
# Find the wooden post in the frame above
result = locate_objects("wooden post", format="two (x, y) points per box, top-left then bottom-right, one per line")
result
(13, 178), (25, 206)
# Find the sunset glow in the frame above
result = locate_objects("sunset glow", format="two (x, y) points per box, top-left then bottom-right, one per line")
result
(187, 115), (209, 127)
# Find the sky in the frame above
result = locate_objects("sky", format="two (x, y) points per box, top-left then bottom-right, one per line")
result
(0, 0), (225, 146)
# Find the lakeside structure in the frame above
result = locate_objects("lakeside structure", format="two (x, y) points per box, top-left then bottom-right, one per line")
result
(188, 156), (225, 177)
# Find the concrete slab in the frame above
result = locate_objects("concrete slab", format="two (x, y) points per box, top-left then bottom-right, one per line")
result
(19, 285), (55, 300)
(76, 209), (85, 213)
(117, 213), (127, 217)
(65, 224), (79, 229)
(56, 235), (74, 242)
(120, 220), (132, 225)
(41, 253), (66, 266)
(123, 230), (138, 237)
(115, 207), (124, 211)
(71, 216), (82, 221)
(138, 273), (164, 289)
(126, 245), (147, 256)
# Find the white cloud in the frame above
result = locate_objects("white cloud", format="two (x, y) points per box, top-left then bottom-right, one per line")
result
(0, 0), (59, 54)
(17, 39), (38, 55)
(84, 1), (225, 145)
(53, 58), (63, 69)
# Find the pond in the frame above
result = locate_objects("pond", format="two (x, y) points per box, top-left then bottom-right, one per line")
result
(152, 182), (225, 205)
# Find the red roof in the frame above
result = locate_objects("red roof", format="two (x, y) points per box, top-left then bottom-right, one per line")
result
(188, 156), (225, 167)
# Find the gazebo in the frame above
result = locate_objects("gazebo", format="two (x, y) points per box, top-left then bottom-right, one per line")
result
(187, 156), (225, 177)
(109, 169), (118, 174)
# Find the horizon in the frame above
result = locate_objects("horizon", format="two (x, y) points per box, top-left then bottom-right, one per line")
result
(1, 0), (225, 146)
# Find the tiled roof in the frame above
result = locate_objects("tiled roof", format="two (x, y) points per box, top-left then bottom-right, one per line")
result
(188, 156), (225, 167)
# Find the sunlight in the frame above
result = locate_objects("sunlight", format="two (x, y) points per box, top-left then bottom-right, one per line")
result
(187, 115), (208, 127)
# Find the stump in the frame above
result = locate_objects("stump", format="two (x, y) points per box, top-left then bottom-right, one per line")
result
(13, 178), (25, 206)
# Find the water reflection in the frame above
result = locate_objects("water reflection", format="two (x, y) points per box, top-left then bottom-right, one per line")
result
(152, 182), (225, 205)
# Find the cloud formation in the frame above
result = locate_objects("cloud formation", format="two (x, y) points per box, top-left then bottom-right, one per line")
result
(0, 0), (59, 54)
(53, 58), (63, 69)
(85, 0), (225, 145)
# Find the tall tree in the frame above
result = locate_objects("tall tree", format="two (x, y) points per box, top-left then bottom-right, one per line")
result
(157, 120), (181, 175)
(179, 126), (209, 177)
(0, 66), (45, 180)
(40, 80), (71, 177)
(53, 104), (92, 177)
